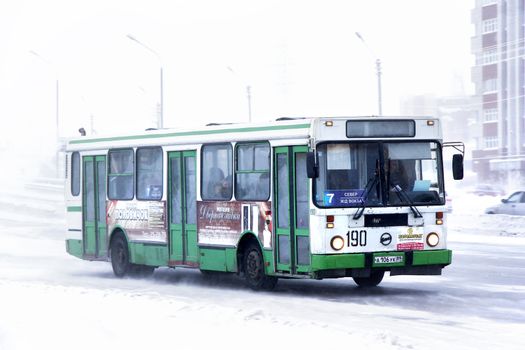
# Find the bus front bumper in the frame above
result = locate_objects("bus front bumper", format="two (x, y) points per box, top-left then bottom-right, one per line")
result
(310, 249), (452, 279)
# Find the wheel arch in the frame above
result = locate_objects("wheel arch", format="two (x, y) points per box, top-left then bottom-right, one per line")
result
(108, 225), (130, 256)
(236, 231), (263, 274)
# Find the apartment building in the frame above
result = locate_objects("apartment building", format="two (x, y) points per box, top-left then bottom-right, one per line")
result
(471, 0), (525, 185)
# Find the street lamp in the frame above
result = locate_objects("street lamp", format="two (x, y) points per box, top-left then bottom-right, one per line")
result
(29, 50), (61, 177)
(246, 85), (252, 123)
(355, 32), (383, 116)
(227, 66), (252, 122)
(127, 34), (164, 129)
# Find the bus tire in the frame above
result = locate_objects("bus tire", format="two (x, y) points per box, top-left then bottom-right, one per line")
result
(110, 233), (131, 277)
(353, 271), (385, 287)
(243, 243), (277, 291)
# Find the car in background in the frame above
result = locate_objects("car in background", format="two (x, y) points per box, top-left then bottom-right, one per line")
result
(469, 184), (505, 197)
(485, 191), (525, 215)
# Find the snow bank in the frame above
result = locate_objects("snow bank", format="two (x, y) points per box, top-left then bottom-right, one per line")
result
(1, 183), (524, 350)
(448, 192), (525, 241)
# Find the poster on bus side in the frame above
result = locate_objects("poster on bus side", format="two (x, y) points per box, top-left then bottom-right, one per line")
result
(107, 200), (167, 243)
(197, 201), (272, 248)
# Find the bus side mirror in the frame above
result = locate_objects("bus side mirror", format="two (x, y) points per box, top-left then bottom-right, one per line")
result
(306, 152), (318, 178)
(452, 154), (464, 180)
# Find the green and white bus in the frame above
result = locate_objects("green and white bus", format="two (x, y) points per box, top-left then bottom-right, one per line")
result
(65, 116), (464, 289)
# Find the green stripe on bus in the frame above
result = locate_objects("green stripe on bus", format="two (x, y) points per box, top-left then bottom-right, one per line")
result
(310, 253), (365, 271)
(70, 123), (311, 145)
(412, 249), (452, 266)
(67, 206), (82, 212)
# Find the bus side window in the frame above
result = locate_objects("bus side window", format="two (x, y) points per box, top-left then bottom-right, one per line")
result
(201, 144), (233, 201)
(108, 149), (134, 200)
(136, 147), (163, 200)
(71, 152), (80, 196)
(235, 142), (270, 201)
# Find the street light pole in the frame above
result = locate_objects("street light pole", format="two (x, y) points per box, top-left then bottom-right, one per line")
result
(227, 66), (252, 122)
(246, 85), (252, 123)
(127, 34), (164, 129)
(160, 67), (163, 127)
(375, 58), (382, 116)
(355, 32), (383, 116)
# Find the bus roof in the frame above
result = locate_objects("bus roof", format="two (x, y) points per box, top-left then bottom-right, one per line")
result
(66, 116), (440, 152)
(66, 118), (313, 151)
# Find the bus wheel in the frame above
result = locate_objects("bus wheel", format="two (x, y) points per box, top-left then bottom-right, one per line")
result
(353, 271), (385, 287)
(243, 243), (277, 291)
(110, 234), (131, 277)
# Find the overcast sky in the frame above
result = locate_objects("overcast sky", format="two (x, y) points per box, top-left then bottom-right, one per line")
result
(0, 0), (474, 154)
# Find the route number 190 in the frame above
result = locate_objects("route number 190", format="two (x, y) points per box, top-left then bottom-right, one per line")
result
(346, 230), (367, 247)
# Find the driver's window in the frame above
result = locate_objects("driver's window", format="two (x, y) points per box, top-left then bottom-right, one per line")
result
(507, 192), (521, 203)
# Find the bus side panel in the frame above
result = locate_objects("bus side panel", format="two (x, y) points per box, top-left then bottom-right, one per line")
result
(128, 242), (169, 267)
(199, 248), (226, 271)
(198, 247), (237, 272)
(263, 249), (276, 275)
(66, 238), (83, 258)
(65, 207), (83, 259)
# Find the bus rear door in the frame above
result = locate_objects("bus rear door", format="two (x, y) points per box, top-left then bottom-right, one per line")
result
(82, 155), (107, 259)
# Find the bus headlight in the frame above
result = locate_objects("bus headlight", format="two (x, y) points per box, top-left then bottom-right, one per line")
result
(330, 235), (345, 251)
(426, 232), (440, 247)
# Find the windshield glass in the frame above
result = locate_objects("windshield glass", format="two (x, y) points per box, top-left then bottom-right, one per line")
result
(314, 141), (444, 208)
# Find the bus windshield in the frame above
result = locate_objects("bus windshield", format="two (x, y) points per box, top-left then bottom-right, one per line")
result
(314, 141), (444, 208)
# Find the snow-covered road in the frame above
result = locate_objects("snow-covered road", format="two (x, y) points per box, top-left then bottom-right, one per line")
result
(0, 184), (523, 350)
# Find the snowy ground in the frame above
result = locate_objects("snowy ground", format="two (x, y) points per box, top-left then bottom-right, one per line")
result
(0, 181), (524, 350)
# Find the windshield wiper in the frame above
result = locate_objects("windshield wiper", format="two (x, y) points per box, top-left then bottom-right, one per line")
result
(392, 184), (422, 218)
(353, 175), (378, 220)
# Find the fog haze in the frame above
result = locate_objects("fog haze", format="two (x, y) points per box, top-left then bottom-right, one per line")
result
(1, 0), (473, 146)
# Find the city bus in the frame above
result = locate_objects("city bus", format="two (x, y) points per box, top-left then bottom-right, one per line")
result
(65, 116), (464, 289)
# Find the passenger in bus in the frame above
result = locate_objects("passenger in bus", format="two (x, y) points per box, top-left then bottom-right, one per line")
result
(218, 175), (232, 198)
(207, 167), (224, 197)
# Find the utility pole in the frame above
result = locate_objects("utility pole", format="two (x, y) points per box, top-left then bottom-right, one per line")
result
(246, 85), (252, 122)
(375, 58), (382, 116)
(227, 66), (252, 122)
(355, 32), (383, 116)
(127, 34), (164, 128)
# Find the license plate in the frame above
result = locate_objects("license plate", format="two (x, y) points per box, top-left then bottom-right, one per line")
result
(374, 255), (404, 264)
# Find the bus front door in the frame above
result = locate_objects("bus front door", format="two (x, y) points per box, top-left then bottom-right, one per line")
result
(82, 155), (107, 259)
(274, 146), (310, 275)
(168, 151), (198, 266)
